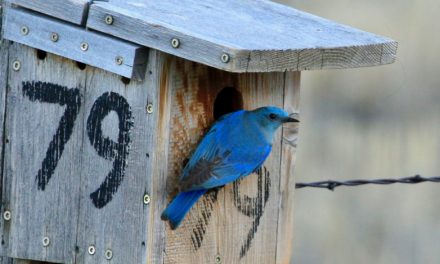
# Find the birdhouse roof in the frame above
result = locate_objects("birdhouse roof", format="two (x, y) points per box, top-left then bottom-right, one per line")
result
(10, 0), (397, 73)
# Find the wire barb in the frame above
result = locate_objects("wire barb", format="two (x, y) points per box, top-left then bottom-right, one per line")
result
(295, 175), (440, 191)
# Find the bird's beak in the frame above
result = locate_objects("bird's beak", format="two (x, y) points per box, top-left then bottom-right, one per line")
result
(282, 116), (299, 123)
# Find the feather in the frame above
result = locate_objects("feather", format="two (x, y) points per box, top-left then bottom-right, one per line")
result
(161, 190), (207, 229)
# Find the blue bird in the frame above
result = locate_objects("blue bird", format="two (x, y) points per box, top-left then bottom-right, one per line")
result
(161, 106), (299, 229)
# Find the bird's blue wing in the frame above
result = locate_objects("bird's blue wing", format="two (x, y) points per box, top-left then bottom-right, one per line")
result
(197, 144), (271, 189)
(179, 113), (234, 191)
(179, 112), (272, 191)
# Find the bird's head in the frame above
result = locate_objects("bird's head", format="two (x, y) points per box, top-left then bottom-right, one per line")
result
(250, 106), (299, 133)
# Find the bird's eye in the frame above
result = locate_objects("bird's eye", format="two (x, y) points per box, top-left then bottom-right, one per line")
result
(269, 113), (277, 120)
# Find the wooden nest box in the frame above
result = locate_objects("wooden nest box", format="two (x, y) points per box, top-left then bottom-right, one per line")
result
(0, 0), (396, 263)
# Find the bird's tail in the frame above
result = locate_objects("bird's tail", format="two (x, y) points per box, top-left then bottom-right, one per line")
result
(161, 189), (206, 229)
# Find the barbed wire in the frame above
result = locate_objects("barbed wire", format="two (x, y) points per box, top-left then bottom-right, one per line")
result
(295, 175), (440, 191)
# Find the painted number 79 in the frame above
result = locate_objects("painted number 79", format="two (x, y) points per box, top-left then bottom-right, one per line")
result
(22, 81), (133, 209)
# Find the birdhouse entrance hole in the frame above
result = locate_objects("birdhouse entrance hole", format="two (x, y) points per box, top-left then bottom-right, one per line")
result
(36, 49), (47, 60)
(75, 61), (86, 70)
(213, 87), (243, 120)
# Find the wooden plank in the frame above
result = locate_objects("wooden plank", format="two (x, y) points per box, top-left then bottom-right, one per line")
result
(146, 50), (170, 264)
(9, 0), (91, 25)
(3, 43), (86, 263)
(0, 0), (3, 37)
(149, 52), (293, 263)
(276, 71), (301, 264)
(0, 8), (15, 264)
(0, 26), (10, 261)
(74, 50), (156, 264)
(11, 260), (48, 264)
(87, 0), (397, 73)
(0, 257), (13, 264)
(10, 260), (31, 264)
(3, 8), (148, 80)
(2, 43), (155, 263)
(0, 2), (2, 22)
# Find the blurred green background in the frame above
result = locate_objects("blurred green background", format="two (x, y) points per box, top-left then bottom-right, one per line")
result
(274, 0), (440, 263)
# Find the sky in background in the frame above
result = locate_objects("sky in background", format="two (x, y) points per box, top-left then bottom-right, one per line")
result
(275, 0), (440, 263)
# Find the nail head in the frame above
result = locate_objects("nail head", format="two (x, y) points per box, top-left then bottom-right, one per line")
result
(80, 42), (89, 51)
(88, 245), (96, 255)
(143, 194), (151, 204)
(3, 210), (11, 221)
(171, 38), (180, 48)
(115, 56), (124, 65)
(51, 32), (59, 42)
(42, 236), (50, 247)
(215, 254), (222, 264)
(20, 26), (29, 36)
(146, 104), (153, 114)
(221, 53), (230, 63)
(105, 15), (114, 25)
(105, 249), (113, 260)
(12, 60), (21, 71)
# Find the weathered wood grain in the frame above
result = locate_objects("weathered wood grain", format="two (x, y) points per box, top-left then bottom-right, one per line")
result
(10, 260), (45, 264)
(0, 4), (306, 261)
(9, 0), (91, 25)
(1, 42), (156, 263)
(87, 0), (397, 73)
(3, 43), (87, 263)
(0, 12), (10, 261)
(0, 0), (3, 37)
(276, 71), (301, 264)
(74, 50), (155, 264)
(3, 8), (148, 80)
(2, 258), (49, 264)
(0, 257), (13, 264)
(148, 52), (297, 263)
(0, 7), (15, 264)
(9, 260), (30, 264)
(146, 50), (170, 264)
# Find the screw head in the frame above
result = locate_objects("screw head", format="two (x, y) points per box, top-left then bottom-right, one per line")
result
(143, 194), (151, 204)
(221, 53), (230, 63)
(80, 42), (89, 51)
(171, 38), (180, 48)
(20, 26), (29, 35)
(42, 236), (50, 247)
(50, 32), (59, 42)
(3, 210), (11, 221)
(105, 249), (113, 260)
(88, 245), (96, 255)
(105, 15), (114, 25)
(115, 56), (124, 65)
(12, 60), (21, 71)
(215, 254), (222, 264)
(146, 103), (153, 114)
